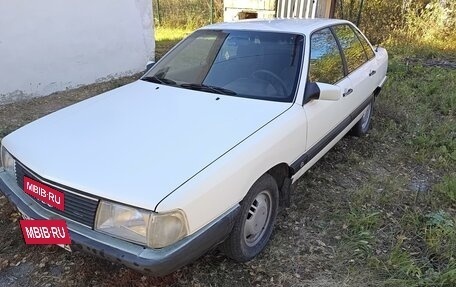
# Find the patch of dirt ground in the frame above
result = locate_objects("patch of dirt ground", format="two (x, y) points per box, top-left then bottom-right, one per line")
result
(0, 73), (445, 286)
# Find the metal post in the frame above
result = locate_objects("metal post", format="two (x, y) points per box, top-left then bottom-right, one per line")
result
(287, 0), (293, 18)
(306, 0), (312, 18)
(311, 0), (318, 18)
(281, 0), (286, 18)
(210, 0), (214, 24)
(299, 0), (305, 18)
(356, 0), (364, 26)
(156, 0), (161, 26)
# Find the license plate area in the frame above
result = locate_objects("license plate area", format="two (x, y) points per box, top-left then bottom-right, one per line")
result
(17, 209), (72, 252)
(57, 243), (72, 252)
(22, 176), (65, 211)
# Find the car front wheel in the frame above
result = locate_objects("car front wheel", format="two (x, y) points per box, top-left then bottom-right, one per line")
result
(221, 173), (279, 262)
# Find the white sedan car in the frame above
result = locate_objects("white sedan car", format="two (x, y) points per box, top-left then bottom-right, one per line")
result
(0, 19), (387, 275)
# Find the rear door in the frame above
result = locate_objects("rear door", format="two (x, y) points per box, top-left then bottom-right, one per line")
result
(332, 24), (376, 112)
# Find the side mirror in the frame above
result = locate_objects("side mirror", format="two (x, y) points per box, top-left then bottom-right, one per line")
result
(303, 82), (341, 104)
(317, 82), (341, 101)
(303, 82), (320, 103)
(145, 61), (155, 71)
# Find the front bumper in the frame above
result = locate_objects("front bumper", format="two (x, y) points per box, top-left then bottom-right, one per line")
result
(0, 171), (239, 276)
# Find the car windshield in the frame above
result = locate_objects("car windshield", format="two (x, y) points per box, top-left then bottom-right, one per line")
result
(143, 29), (304, 102)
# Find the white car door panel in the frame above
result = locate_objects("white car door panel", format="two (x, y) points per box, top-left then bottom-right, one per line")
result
(347, 60), (374, 111)
(333, 24), (375, 112)
(304, 77), (353, 149)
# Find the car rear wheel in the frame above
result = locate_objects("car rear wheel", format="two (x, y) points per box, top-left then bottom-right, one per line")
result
(221, 173), (279, 262)
(350, 98), (374, 136)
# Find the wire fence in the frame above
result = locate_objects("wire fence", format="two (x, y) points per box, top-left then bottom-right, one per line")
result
(154, 0), (223, 29)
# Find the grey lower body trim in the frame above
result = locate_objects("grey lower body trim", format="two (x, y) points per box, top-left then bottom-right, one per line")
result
(0, 171), (239, 276)
(291, 94), (374, 174)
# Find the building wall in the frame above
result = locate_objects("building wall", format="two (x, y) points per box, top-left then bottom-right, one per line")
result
(224, 0), (333, 22)
(224, 0), (276, 21)
(0, 0), (155, 104)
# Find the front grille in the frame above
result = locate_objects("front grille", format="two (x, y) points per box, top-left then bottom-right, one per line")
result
(15, 162), (99, 227)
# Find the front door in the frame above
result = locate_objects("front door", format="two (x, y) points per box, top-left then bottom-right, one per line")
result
(304, 27), (352, 151)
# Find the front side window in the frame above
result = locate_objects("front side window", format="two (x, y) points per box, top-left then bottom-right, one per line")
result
(309, 28), (344, 84)
(143, 30), (304, 102)
(332, 25), (369, 74)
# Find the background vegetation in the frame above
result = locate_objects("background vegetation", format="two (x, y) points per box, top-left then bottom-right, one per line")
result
(153, 0), (455, 44)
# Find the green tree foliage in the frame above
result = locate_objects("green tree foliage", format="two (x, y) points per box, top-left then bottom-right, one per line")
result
(335, 0), (456, 45)
(336, 0), (403, 42)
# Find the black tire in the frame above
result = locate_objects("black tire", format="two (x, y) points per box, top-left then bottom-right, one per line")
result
(221, 173), (279, 262)
(350, 98), (374, 137)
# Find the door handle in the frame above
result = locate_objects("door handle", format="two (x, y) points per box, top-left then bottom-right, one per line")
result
(369, 70), (376, 76)
(343, 88), (353, 97)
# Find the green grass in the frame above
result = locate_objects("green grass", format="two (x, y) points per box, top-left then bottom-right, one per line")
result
(379, 210), (456, 287)
(434, 176), (456, 206)
(155, 26), (192, 42)
(341, 43), (456, 283)
(381, 57), (456, 168)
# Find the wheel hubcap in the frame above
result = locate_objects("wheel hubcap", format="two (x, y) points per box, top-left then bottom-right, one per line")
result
(361, 103), (372, 131)
(243, 190), (272, 247)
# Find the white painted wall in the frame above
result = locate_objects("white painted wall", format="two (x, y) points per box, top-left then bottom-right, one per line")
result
(0, 0), (155, 104)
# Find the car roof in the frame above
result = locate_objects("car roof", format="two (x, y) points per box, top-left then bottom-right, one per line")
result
(200, 18), (351, 35)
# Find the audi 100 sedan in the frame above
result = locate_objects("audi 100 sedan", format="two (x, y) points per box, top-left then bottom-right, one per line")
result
(0, 19), (387, 275)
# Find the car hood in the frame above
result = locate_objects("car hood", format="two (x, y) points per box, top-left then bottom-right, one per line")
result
(3, 80), (291, 210)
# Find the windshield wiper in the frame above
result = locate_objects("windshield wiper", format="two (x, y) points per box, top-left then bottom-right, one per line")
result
(180, 83), (237, 96)
(141, 76), (177, 86)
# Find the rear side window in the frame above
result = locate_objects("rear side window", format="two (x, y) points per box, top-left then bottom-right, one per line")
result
(332, 25), (368, 74)
(353, 28), (375, 60)
(309, 28), (344, 84)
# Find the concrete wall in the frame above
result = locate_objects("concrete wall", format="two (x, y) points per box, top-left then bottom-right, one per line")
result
(0, 0), (154, 104)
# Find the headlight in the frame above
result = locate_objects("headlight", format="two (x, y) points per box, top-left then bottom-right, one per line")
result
(148, 209), (189, 248)
(95, 201), (189, 248)
(1, 146), (15, 177)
